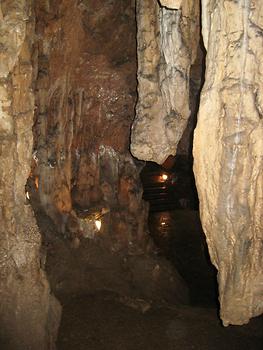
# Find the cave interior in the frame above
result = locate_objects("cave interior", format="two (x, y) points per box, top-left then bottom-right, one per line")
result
(0, 1), (263, 349)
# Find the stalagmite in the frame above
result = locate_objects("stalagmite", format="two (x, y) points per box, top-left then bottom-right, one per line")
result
(0, 1), (60, 348)
(194, 0), (263, 325)
(130, 0), (199, 164)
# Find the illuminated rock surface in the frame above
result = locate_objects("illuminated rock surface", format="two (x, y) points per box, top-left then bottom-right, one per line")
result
(1, 2), (262, 349)
(194, 0), (263, 326)
(32, 0), (188, 309)
(132, 0), (263, 327)
(159, 0), (182, 10)
(130, 0), (199, 163)
(0, 1), (60, 349)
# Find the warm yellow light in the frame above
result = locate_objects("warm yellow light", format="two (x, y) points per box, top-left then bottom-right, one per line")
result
(26, 191), (30, 200)
(95, 219), (102, 231)
(35, 176), (39, 189)
(161, 174), (168, 181)
(161, 222), (166, 226)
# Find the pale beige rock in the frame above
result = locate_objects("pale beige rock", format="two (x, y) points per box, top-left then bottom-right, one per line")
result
(159, 0), (182, 9)
(194, 0), (263, 326)
(0, 1), (61, 348)
(131, 0), (199, 164)
(0, 1), (27, 77)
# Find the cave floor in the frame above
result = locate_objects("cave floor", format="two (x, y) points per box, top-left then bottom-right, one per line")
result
(148, 210), (218, 307)
(57, 292), (263, 350)
(55, 210), (263, 350)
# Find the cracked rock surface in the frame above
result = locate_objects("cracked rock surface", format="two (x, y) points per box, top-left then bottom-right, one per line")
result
(0, 1), (61, 349)
(194, 0), (263, 326)
(131, 0), (199, 163)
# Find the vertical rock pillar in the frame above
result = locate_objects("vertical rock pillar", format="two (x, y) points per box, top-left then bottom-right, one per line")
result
(130, 0), (199, 163)
(0, 1), (60, 349)
(194, 0), (263, 325)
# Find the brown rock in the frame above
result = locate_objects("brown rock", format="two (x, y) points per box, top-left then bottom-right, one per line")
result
(31, 0), (188, 305)
(0, 1), (61, 349)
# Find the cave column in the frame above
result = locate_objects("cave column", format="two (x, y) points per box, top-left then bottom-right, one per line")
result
(0, 1), (60, 348)
(194, 0), (263, 325)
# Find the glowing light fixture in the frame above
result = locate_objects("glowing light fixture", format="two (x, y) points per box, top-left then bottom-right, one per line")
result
(95, 219), (102, 231)
(161, 222), (166, 226)
(26, 191), (30, 200)
(161, 174), (168, 181)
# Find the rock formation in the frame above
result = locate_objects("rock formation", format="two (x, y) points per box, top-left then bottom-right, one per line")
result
(194, 0), (263, 326)
(1, 2), (261, 347)
(159, 0), (182, 10)
(132, 0), (263, 326)
(130, 0), (199, 163)
(33, 0), (147, 251)
(0, 1), (61, 349)
(32, 0), (188, 307)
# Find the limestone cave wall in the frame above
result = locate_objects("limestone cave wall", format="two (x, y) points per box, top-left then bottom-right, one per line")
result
(33, 0), (149, 253)
(193, 0), (263, 326)
(0, 1), (60, 349)
(0, 1), (189, 348)
(131, 0), (263, 326)
(1, 3), (262, 349)
(31, 0), (188, 306)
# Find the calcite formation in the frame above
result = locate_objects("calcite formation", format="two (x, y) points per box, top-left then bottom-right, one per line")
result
(32, 0), (188, 305)
(159, 0), (182, 9)
(194, 1), (263, 325)
(33, 0), (148, 252)
(0, 1), (60, 349)
(132, 0), (263, 326)
(130, 0), (199, 163)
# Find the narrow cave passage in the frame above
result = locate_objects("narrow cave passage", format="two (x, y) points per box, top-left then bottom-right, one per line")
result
(30, 1), (262, 349)
(1, 0), (262, 349)
(139, 40), (218, 307)
(141, 158), (218, 307)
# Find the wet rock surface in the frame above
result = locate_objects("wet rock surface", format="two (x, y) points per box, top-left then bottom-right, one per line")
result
(56, 209), (263, 349)
(54, 209), (263, 349)
(56, 277), (263, 350)
(34, 0), (149, 253)
(148, 210), (217, 307)
(32, 199), (189, 306)
(194, 0), (263, 326)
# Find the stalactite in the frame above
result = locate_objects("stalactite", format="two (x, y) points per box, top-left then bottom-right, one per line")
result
(131, 0), (199, 164)
(194, 0), (263, 326)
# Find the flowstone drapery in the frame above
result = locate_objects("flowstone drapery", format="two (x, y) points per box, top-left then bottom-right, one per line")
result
(194, 0), (263, 326)
(132, 0), (263, 326)
(131, 0), (199, 163)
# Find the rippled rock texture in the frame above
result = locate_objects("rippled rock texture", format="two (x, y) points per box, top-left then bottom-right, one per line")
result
(0, 1), (60, 349)
(159, 0), (182, 10)
(32, 0), (188, 305)
(194, 1), (263, 325)
(130, 0), (199, 163)
(34, 0), (149, 255)
(132, 0), (263, 326)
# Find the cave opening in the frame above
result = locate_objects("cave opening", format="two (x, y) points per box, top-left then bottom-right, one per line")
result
(139, 37), (219, 307)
